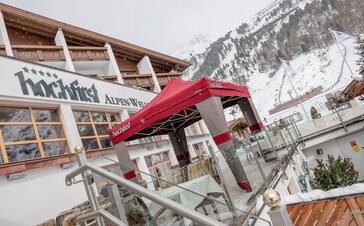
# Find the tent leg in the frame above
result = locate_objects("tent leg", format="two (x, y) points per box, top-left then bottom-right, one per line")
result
(196, 97), (252, 192)
(114, 141), (138, 183)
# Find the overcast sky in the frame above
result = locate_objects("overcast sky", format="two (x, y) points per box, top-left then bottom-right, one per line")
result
(0, 0), (273, 56)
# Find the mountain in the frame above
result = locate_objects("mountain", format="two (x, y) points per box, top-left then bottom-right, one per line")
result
(183, 0), (364, 119)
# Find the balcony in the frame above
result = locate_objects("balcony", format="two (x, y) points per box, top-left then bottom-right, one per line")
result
(0, 45), (5, 55)
(156, 72), (182, 88)
(122, 74), (154, 89)
(12, 45), (65, 62)
(68, 46), (109, 61)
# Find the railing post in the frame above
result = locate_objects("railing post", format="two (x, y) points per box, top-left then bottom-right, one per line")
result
(263, 126), (280, 160)
(74, 146), (105, 226)
(274, 121), (288, 148)
(107, 183), (128, 223)
(263, 189), (293, 226)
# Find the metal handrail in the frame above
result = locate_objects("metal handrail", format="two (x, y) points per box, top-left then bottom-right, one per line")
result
(65, 162), (226, 226)
(76, 209), (128, 226)
(97, 155), (272, 225)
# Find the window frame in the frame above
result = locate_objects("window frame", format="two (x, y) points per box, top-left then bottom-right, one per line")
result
(0, 105), (69, 164)
(73, 110), (121, 151)
(145, 152), (172, 188)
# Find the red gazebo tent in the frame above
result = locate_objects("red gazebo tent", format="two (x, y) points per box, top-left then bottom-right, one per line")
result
(109, 78), (262, 192)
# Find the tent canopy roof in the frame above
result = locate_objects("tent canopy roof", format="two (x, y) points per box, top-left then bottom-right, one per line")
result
(110, 78), (251, 144)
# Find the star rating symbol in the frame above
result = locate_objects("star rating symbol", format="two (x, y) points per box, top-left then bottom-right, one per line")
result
(22, 67), (29, 73)
(53, 73), (58, 79)
(31, 68), (37, 74)
(46, 72), (51, 77)
(38, 70), (44, 76)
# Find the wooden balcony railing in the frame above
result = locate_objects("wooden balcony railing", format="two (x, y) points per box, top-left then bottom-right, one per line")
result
(287, 193), (364, 225)
(68, 46), (109, 61)
(156, 72), (182, 87)
(12, 45), (65, 62)
(0, 45), (6, 55)
(122, 74), (154, 89)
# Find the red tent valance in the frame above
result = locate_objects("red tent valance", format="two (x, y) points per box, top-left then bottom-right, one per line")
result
(109, 78), (251, 144)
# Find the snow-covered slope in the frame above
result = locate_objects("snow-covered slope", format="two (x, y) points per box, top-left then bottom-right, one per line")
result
(182, 0), (364, 120)
(249, 37), (359, 119)
(172, 34), (219, 60)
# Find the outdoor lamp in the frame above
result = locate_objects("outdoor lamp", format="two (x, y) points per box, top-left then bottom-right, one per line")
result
(301, 160), (309, 174)
(298, 175), (307, 192)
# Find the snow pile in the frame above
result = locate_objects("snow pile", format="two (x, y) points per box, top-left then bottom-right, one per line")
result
(283, 183), (364, 205)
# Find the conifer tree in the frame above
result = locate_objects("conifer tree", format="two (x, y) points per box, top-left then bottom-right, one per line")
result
(312, 155), (358, 191)
(310, 106), (321, 119)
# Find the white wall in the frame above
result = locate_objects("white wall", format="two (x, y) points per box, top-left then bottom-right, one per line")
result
(0, 165), (87, 226)
(302, 140), (343, 168)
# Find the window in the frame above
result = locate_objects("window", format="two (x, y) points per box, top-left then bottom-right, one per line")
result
(145, 152), (172, 188)
(186, 123), (199, 136)
(95, 162), (142, 194)
(0, 106), (69, 163)
(193, 142), (204, 157)
(138, 135), (163, 144)
(73, 111), (121, 151)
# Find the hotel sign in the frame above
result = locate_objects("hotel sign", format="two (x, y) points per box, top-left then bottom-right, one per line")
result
(0, 56), (156, 109)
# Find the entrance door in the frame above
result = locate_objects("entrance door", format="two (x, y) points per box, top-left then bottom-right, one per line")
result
(336, 131), (364, 180)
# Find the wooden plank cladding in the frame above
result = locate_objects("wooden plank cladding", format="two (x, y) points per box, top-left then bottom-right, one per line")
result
(122, 74), (154, 88)
(68, 46), (109, 61)
(286, 193), (364, 225)
(12, 45), (65, 62)
(156, 72), (183, 87)
(0, 45), (5, 55)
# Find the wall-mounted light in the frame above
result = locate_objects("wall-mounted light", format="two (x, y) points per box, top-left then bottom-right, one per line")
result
(316, 148), (323, 155)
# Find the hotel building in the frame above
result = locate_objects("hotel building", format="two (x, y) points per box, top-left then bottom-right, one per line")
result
(0, 4), (216, 225)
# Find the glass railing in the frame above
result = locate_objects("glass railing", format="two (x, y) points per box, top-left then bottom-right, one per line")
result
(66, 114), (303, 226)
(92, 168), (272, 226)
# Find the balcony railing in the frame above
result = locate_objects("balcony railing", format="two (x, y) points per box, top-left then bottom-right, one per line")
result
(68, 46), (109, 61)
(0, 45), (6, 55)
(122, 73), (154, 89)
(12, 45), (65, 62)
(156, 72), (182, 87)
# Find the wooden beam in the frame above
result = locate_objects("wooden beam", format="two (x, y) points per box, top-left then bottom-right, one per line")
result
(0, 3), (190, 70)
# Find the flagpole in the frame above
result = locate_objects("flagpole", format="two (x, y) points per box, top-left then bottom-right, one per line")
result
(329, 29), (355, 77)
(284, 68), (311, 121)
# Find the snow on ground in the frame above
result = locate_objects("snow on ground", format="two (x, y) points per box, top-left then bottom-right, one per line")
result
(248, 37), (360, 121)
(283, 183), (364, 205)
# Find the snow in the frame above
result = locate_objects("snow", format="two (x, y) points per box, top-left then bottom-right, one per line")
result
(248, 37), (360, 121)
(283, 183), (364, 205)
(172, 33), (221, 60)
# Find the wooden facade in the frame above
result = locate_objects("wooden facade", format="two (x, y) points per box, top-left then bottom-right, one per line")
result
(0, 3), (190, 90)
(156, 72), (183, 88)
(68, 46), (109, 61)
(343, 70), (364, 99)
(12, 45), (65, 62)
(0, 44), (5, 55)
(287, 194), (364, 225)
(122, 74), (154, 89)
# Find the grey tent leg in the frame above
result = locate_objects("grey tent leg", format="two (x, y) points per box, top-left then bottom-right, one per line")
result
(168, 128), (190, 167)
(115, 141), (138, 183)
(237, 98), (263, 133)
(196, 97), (252, 192)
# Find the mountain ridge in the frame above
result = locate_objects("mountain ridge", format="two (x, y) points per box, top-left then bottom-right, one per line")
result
(182, 0), (364, 119)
